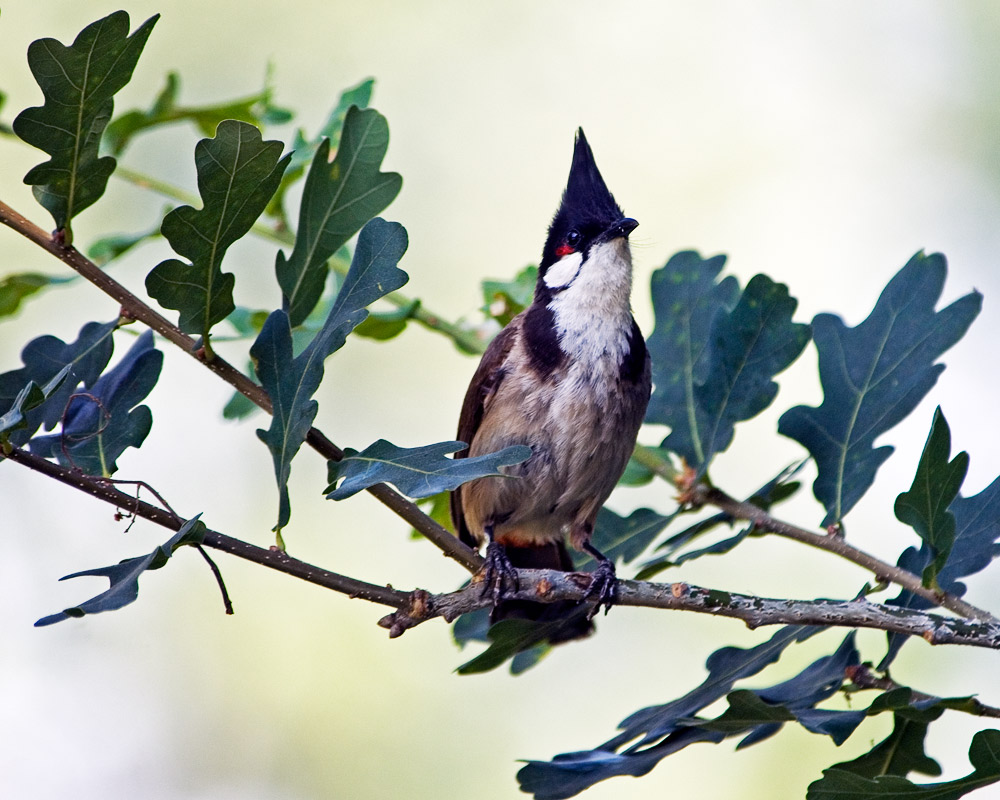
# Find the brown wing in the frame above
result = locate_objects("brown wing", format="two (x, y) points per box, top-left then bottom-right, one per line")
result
(450, 321), (520, 547)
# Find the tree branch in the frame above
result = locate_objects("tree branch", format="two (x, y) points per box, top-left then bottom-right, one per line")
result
(2, 445), (410, 608)
(0, 198), (482, 573)
(9, 444), (1000, 655)
(695, 485), (997, 623)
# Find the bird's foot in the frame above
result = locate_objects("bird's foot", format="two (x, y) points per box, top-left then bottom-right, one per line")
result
(480, 541), (520, 607)
(583, 558), (618, 620)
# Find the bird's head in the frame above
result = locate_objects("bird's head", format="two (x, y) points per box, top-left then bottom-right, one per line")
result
(537, 129), (638, 297)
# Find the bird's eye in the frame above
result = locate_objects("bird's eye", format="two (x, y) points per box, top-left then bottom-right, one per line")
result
(566, 229), (581, 247)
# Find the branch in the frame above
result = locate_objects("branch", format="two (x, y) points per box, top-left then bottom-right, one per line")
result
(695, 485), (997, 623)
(0, 199), (482, 573)
(2, 445), (409, 608)
(8, 444), (1000, 653)
(378, 569), (1000, 650)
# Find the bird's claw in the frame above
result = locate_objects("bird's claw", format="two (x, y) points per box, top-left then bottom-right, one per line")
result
(583, 559), (618, 620)
(481, 541), (520, 607)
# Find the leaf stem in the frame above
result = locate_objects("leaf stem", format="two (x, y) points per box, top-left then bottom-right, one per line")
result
(0, 198), (482, 573)
(695, 485), (998, 623)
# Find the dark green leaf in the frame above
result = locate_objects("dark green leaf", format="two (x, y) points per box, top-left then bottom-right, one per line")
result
(832, 714), (942, 779)
(518, 627), (820, 799)
(881, 474), (1000, 668)
(644, 250), (740, 464)
(457, 616), (582, 675)
(637, 461), (804, 579)
(104, 71), (290, 156)
(13, 11), (159, 236)
(353, 299), (420, 341)
(222, 389), (259, 421)
(0, 272), (73, 318)
(807, 730), (1000, 800)
(482, 265), (538, 326)
(0, 319), (117, 447)
(580, 507), (674, 568)
(267, 79), (374, 222)
(87, 223), (161, 265)
(253, 218), (408, 531)
(325, 439), (530, 500)
(34, 515), (206, 626)
(276, 106), (402, 326)
(779, 252), (981, 526)
(0, 366), (70, 445)
(672, 274), (810, 468)
(895, 408), (968, 585)
(30, 331), (162, 476)
(145, 120), (289, 338)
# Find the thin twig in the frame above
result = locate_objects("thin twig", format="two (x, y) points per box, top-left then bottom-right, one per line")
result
(696, 485), (997, 623)
(194, 544), (234, 614)
(0, 199), (482, 573)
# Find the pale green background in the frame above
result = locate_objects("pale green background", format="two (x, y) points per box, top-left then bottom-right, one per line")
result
(2, 2), (1000, 798)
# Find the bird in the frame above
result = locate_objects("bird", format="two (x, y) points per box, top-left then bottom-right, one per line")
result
(451, 129), (651, 640)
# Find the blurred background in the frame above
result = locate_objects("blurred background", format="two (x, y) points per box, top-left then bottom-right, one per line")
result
(2, 1), (1000, 798)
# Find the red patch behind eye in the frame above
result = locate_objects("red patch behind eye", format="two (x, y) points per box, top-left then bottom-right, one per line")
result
(555, 244), (575, 258)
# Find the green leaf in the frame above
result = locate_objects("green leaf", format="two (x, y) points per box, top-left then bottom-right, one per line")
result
(831, 714), (942, 779)
(325, 439), (530, 500)
(895, 408), (968, 586)
(582, 507), (674, 568)
(34, 515), (206, 626)
(253, 218), (408, 532)
(0, 272), (73, 318)
(145, 120), (289, 340)
(12, 11), (159, 238)
(779, 252), (981, 526)
(276, 106), (402, 327)
(87, 222), (161, 265)
(267, 79), (374, 222)
(644, 250), (740, 465)
(689, 274), (810, 468)
(807, 730), (1000, 800)
(353, 299), (420, 341)
(104, 71), (291, 156)
(457, 617), (582, 675)
(0, 319), (117, 447)
(636, 461), (804, 580)
(482, 265), (538, 326)
(30, 330), (162, 476)
(0, 366), (70, 447)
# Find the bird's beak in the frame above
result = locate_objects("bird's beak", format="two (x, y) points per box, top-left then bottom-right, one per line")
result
(613, 217), (639, 239)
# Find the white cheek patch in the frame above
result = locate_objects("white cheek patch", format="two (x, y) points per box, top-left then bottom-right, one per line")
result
(543, 251), (583, 289)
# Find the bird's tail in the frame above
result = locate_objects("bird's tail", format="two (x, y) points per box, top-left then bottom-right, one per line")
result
(493, 540), (594, 643)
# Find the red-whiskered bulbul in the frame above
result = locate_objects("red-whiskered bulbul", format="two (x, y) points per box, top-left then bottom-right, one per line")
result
(451, 129), (651, 638)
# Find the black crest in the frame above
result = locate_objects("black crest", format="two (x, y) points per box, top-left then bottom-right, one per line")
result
(540, 129), (626, 274)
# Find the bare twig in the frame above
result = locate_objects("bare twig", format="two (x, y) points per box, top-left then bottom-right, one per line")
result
(694, 485), (997, 623)
(0, 199), (482, 573)
(194, 544), (234, 614)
